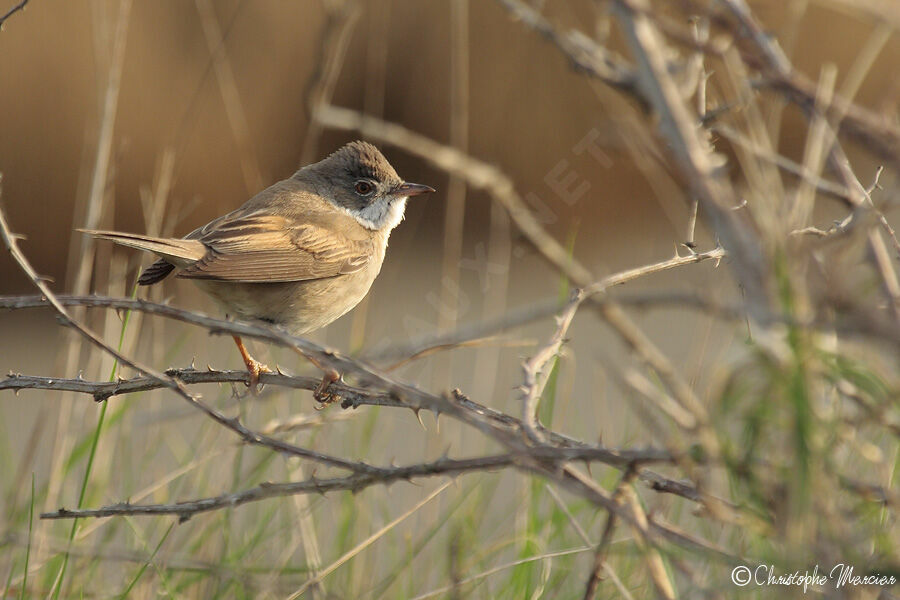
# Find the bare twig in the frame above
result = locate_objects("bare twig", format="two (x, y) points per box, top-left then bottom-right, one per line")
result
(720, 0), (900, 170)
(369, 247), (725, 364)
(521, 288), (583, 443)
(714, 123), (856, 205)
(0, 368), (384, 405)
(40, 465), (456, 522)
(494, 0), (636, 93)
(0, 0), (27, 29)
(38, 451), (710, 523)
(614, 0), (771, 321)
(313, 104), (595, 286)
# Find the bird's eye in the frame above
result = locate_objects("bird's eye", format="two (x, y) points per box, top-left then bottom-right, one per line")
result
(354, 180), (374, 196)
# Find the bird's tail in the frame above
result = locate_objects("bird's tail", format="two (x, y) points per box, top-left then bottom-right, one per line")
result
(78, 229), (205, 285)
(78, 229), (205, 263)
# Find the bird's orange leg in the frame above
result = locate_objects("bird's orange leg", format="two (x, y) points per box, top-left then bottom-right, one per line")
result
(232, 335), (272, 391)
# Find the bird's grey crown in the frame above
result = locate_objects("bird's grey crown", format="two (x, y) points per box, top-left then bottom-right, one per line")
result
(327, 140), (401, 185)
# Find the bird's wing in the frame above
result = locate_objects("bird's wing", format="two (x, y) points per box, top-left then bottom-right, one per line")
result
(176, 212), (372, 283)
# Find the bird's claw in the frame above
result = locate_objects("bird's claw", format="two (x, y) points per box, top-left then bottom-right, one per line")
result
(246, 359), (273, 393)
(313, 370), (341, 408)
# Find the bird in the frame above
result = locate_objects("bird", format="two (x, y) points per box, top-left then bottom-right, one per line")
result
(81, 140), (435, 401)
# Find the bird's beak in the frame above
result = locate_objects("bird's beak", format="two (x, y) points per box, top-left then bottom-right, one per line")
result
(391, 182), (435, 197)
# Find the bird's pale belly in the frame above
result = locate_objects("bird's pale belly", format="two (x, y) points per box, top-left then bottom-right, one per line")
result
(194, 266), (379, 335)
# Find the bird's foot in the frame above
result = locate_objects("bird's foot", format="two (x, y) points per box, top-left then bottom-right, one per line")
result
(246, 359), (273, 393)
(233, 335), (272, 393)
(313, 369), (342, 409)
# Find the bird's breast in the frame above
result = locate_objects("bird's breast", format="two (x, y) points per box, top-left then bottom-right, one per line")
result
(193, 243), (387, 335)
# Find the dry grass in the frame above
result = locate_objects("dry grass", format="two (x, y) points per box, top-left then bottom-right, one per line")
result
(1, 1), (900, 598)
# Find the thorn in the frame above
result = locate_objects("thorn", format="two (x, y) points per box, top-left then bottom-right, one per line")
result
(275, 364), (285, 375)
(207, 364), (214, 372)
(414, 408), (426, 431)
(190, 357), (196, 370)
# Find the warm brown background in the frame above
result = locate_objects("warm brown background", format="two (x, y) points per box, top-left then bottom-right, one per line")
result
(1, 0), (895, 293)
(1, 0), (897, 487)
(0, 2), (898, 596)
(1, 0), (898, 500)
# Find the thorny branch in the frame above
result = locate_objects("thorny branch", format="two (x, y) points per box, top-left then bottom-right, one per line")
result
(0, 196), (743, 557)
(520, 288), (583, 443)
(2, 0), (900, 591)
(484, 0), (900, 589)
(33, 452), (651, 522)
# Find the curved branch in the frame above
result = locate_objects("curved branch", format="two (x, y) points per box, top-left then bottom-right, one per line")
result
(40, 452), (707, 522)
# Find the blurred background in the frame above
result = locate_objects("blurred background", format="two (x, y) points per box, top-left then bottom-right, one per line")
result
(1, 0), (898, 597)
(2, 0), (895, 291)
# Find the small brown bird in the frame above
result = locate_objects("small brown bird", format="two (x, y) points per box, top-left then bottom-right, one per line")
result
(82, 141), (434, 399)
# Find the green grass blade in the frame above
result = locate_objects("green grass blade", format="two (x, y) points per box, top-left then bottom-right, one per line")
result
(117, 521), (175, 599)
(17, 474), (34, 600)
(51, 284), (138, 599)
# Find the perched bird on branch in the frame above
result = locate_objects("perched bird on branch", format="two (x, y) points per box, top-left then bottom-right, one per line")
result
(82, 141), (435, 400)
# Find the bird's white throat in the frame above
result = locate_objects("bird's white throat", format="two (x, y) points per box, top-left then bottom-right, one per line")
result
(343, 197), (408, 231)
